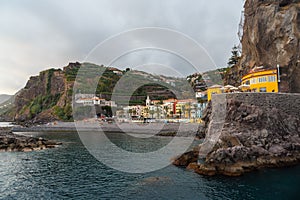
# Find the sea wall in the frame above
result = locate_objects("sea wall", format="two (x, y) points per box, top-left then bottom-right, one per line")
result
(224, 92), (300, 117)
(174, 93), (300, 176)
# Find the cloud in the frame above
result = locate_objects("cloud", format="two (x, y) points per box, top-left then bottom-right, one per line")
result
(0, 0), (244, 94)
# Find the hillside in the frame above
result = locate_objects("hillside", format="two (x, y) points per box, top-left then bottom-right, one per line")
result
(187, 68), (229, 92)
(2, 62), (197, 124)
(225, 0), (300, 92)
(0, 95), (12, 104)
(0, 95), (16, 121)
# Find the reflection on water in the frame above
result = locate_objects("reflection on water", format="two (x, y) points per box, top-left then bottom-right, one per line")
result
(0, 131), (299, 199)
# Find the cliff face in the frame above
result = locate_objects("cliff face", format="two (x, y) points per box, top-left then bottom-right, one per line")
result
(174, 93), (300, 176)
(226, 0), (300, 93)
(14, 62), (80, 123)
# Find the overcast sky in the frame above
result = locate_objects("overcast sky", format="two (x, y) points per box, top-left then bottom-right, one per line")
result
(0, 0), (244, 94)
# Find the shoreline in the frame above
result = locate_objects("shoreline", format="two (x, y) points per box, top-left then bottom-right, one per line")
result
(11, 121), (202, 137)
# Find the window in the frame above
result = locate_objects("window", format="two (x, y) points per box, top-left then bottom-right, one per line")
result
(252, 88), (257, 92)
(260, 87), (267, 92)
(245, 80), (250, 85)
(268, 76), (276, 82)
(250, 78), (256, 84)
(258, 76), (267, 83)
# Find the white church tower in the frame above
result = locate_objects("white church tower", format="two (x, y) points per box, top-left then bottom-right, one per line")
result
(146, 95), (151, 106)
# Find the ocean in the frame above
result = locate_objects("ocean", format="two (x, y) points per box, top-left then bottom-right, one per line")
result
(0, 128), (299, 199)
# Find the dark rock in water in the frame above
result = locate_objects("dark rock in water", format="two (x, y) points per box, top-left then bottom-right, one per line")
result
(173, 93), (300, 176)
(139, 176), (171, 185)
(0, 127), (62, 152)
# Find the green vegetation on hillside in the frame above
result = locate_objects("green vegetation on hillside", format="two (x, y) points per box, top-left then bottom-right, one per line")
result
(27, 94), (61, 117)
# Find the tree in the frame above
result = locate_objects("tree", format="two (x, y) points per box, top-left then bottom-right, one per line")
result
(182, 105), (186, 119)
(178, 109), (182, 119)
(164, 106), (169, 118)
(227, 45), (241, 67)
(187, 102), (192, 119)
(170, 111), (174, 118)
(102, 106), (112, 117)
(144, 107), (149, 118)
(128, 109), (133, 117)
(149, 109), (155, 118)
(155, 105), (161, 119)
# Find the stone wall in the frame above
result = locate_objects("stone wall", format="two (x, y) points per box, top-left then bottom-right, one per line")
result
(222, 92), (300, 118)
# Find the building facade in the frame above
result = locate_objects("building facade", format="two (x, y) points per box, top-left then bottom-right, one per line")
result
(241, 69), (278, 93)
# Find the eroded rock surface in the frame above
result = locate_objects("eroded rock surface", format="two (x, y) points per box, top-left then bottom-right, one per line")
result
(173, 93), (300, 176)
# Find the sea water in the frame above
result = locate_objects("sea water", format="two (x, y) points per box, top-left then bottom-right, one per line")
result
(0, 131), (299, 200)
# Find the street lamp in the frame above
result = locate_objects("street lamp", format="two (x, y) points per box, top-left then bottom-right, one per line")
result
(277, 64), (281, 92)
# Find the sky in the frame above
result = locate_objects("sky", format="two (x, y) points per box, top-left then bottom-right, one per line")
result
(0, 0), (244, 94)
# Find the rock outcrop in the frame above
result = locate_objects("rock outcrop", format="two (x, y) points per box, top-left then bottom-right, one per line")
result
(225, 0), (300, 93)
(0, 127), (62, 152)
(173, 93), (300, 176)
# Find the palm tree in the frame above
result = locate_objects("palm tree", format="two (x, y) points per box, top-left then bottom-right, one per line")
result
(187, 102), (192, 119)
(164, 106), (169, 119)
(144, 107), (149, 118)
(155, 105), (160, 119)
(128, 108), (133, 118)
(170, 111), (174, 118)
(149, 109), (155, 119)
(178, 109), (182, 119)
(182, 105), (186, 119)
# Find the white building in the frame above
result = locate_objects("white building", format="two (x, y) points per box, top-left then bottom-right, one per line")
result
(75, 95), (117, 107)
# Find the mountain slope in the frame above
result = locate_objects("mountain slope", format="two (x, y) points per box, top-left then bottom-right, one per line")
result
(0, 94), (12, 104)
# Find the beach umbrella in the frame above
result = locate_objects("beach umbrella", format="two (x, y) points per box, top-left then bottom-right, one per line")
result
(222, 85), (234, 92)
(238, 84), (250, 89)
(224, 85), (234, 88)
(239, 84), (251, 92)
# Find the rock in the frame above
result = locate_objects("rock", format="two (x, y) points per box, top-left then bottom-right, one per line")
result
(243, 113), (258, 123)
(0, 128), (61, 152)
(172, 148), (199, 167)
(139, 176), (171, 185)
(269, 144), (287, 156)
(173, 93), (300, 176)
(192, 163), (217, 176)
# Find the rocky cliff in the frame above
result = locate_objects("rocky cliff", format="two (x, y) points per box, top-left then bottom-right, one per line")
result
(225, 0), (300, 93)
(13, 62), (80, 124)
(173, 93), (300, 176)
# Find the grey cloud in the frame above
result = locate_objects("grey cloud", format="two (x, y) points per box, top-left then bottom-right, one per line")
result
(0, 0), (244, 94)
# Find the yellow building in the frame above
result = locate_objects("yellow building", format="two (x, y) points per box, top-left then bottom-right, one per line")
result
(175, 99), (196, 118)
(241, 69), (278, 93)
(207, 85), (223, 101)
